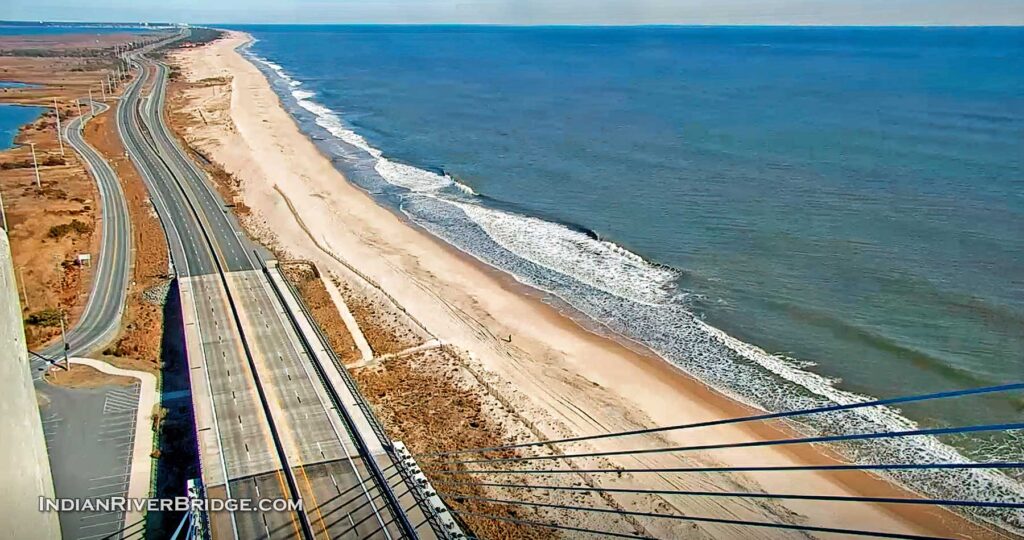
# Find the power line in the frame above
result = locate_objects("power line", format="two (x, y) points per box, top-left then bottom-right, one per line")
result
(430, 422), (1024, 467)
(425, 461), (1024, 476)
(433, 481), (1024, 509)
(417, 382), (1024, 459)
(447, 495), (951, 540)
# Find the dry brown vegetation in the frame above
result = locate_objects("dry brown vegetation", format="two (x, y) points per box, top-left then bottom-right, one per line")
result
(352, 349), (556, 540)
(340, 281), (422, 356)
(163, 75), (248, 212)
(84, 106), (170, 372)
(280, 261), (361, 364)
(0, 31), (150, 351)
(3, 107), (100, 349)
(284, 263), (557, 539)
(163, 42), (644, 538)
(44, 363), (134, 388)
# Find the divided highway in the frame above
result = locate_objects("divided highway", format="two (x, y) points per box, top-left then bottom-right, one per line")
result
(117, 33), (431, 539)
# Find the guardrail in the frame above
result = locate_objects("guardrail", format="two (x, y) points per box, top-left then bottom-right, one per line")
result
(270, 262), (463, 540)
(122, 49), (317, 540)
(274, 262), (394, 446)
(258, 258), (420, 539)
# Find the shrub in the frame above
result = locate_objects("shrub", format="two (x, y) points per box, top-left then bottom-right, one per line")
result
(26, 308), (63, 327)
(152, 407), (169, 432)
(0, 160), (31, 170)
(47, 219), (92, 239)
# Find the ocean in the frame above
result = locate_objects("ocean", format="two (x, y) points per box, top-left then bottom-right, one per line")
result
(230, 25), (1024, 529)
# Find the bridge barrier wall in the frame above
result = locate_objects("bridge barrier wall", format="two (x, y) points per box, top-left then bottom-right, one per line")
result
(0, 230), (61, 538)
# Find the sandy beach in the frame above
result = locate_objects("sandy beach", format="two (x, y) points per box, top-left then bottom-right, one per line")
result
(164, 31), (1002, 538)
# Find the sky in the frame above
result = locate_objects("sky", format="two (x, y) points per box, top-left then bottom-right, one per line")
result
(2, 0), (1023, 26)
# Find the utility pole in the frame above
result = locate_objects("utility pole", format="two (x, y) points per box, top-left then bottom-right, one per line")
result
(18, 267), (29, 310)
(52, 98), (64, 156)
(88, 89), (95, 116)
(58, 308), (70, 369)
(75, 97), (82, 118)
(100, 79), (107, 102)
(29, 142), (41, 189)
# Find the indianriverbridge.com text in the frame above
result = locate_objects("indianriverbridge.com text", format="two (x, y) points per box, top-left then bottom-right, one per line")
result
(39, 496), (302, 513)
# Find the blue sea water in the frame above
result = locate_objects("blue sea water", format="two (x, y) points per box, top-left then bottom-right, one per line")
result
(0, 104), (42, 149)
(232, 25), (1024, 528)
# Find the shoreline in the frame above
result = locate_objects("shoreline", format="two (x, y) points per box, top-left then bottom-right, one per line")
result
(0, 37), (110, 351)
(169, 30), (1005, 539)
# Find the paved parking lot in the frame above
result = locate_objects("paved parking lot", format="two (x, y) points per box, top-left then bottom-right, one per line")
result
(40, 381), (141, 539)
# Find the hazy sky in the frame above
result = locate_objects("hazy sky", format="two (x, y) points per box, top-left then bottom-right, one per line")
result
(3, 0), (1023, 25)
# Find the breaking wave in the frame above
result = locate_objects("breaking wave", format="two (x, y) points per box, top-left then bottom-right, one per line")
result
(243, 45), (1024, 535)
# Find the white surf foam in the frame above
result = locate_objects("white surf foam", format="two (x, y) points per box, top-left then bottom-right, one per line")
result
(447, 200), (678, 305)
(374, 159), (453, 192)
(256, 56), (458, 194)
(453, 179), (477, 195)
(245, 46), (1024, 534)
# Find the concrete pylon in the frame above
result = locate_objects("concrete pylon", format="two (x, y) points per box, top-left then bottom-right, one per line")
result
(0, 230), (61, 539)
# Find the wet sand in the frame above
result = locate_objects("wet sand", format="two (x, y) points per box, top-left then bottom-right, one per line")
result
(165, 31), (1002, 539)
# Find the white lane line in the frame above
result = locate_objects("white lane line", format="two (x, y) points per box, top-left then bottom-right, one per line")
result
(79, 512), (119, 521)
(89, 481), (128, 491)
(79, 527), (125, 540)
(89, 473), (128, 482)
(77, 520), (119, 531)
(90, 490), (129, 499)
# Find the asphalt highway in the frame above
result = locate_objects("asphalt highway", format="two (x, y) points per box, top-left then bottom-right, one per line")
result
(118, 35), (419, 539)
(31, 99), (139, 540)
(37, 101), (132, 361)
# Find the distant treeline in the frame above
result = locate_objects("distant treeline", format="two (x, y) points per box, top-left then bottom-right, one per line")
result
(0, 20), (172, 28)
(168, 27), (223, 49)
(0, 47), (121, 58)
(151, 27), (223, 59)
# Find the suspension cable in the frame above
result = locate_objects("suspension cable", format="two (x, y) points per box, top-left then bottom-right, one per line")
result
(452, 509), (652, 539)
(424, 461), (1024, 476)
(430, 422), (1024, 467)
(433, 482), (1024, 509)
(336, 485), (414, 539)
(359, 499), (446, 540)
(308, 467), (401, 518)
(416, 382), (1024, 459)
(448, 495), (950, 540)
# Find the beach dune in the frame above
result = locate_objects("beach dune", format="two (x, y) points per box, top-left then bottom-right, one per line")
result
(166, 31), (997, 539)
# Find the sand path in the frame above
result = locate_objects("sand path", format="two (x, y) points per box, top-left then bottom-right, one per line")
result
(165, 32), (995, 539)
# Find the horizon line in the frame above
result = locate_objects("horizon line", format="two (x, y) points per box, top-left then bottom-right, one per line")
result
(2, 20), (1023, 29)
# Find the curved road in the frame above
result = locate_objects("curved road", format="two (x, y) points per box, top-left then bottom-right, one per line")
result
(33, 100), (141, 540)
(37, 101), (132, 362)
